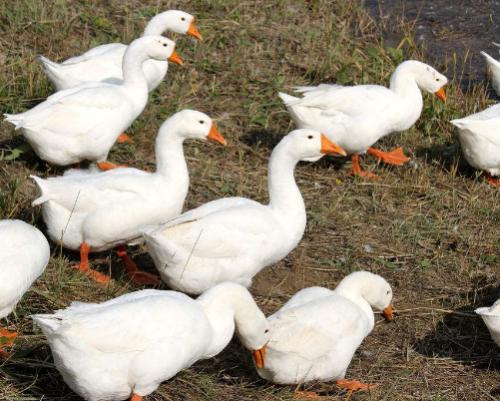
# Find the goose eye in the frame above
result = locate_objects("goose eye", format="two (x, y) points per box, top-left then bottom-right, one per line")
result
(435, 78), (439, 82)
(307, 135), (313, 139)
(265, 329), (269, 334)
(386, 290), (391, 295)
(163, 43), (167, 47)
(181, 17), (186, 21)
(199, 120), (205, 124)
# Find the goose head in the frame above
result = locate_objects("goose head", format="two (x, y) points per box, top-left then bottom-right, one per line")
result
(236, 304), (270, 369)
(280, 129), (346, 163)
(393, 60), (448, 101)
(144, 10), (202, 40)
(132, 35), (183, 65)
(475, 299), (500, 347)
(413, 61), (448, 101)
(337, 271), (394, 321)
(161, 109), (226, 145)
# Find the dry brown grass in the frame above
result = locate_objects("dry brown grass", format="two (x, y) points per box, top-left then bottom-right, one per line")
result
(0, 0), (499, 400)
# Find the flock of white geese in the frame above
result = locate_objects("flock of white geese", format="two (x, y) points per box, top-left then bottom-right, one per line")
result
(1, 9), (499, 401)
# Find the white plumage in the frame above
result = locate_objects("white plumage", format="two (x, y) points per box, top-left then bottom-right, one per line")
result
(481, 43), (500, 96)
(4, 36), (180, 166)
(32, 282), (269, 401)
(0, 220), (49, 320)
(30, 110), (223, 251)
(30, 110), (225, 285)
(451, 103), (500, 184)
(279, 60), (448, 176)
(475, 299), (500, 347)
(38, 10), (200, 92)
(143, 129), (346, 294)
(255, 271), (393, 387)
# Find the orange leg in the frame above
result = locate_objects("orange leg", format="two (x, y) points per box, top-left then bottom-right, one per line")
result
(96, 161), (127, 171)
(367, 147), (410, 166)
(336, 379), (376, 392)
(116, 246), (161, 286)
(485, 173), (500, 186)
(117, 133), (133, 144)
(350, 154), (378, 179)
(74, 242), (111, 286)
(0, 328), (17, 358)
(130, 394), (143, 401)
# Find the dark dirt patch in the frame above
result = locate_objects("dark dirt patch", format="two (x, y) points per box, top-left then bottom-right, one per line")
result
(364, 0), (500, 89)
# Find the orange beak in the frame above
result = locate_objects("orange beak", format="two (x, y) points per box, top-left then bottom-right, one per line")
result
(187, 19), (202, 41)
(320, 134), (347, 156)
(168, 50), (183, 65)
(207, 123), (227, 146)
(435, 87), (446, 102)
(252, 345), (267, 369)
(382, 304), (394, 321)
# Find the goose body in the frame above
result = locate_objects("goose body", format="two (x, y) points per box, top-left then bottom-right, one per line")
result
(0, 220), (50, 320)
(30, 110), (225, 284)
(0, 219), (49, 356)
(39, 10), (200, 92)
(32, 282), (269, 401)
(279, 61), (447, 176)
(451, 104), (500, 184)
(475, 299), (500, 347)
(4, 36), (181, 166)
(255, 271), (394, 386)
(279, 61), (447, 155)
(144, 129), (346, 294)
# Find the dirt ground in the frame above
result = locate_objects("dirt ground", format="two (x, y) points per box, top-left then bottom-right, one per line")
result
(0, 1), (499, 400)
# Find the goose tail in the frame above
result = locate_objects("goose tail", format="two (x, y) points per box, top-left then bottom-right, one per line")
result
(481, 51), (500, 66)
(31, 313), (62, 336)
(30, 175), (53, 206)
(3, 113), (24, 129)
(278, 92), (299, 105)
(38, 55), (63, 79)
(450, 118), (468, 129)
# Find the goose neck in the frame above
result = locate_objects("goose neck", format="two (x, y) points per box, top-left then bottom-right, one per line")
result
(335, 282), (375, 332)
(267, 144), (305, 215)
(154, 124), (189, 187)
(389, 65), (423, 105)
(143, 12), (174, 36)
(197, 284), (259, 358)
(121, 43), (150, 89)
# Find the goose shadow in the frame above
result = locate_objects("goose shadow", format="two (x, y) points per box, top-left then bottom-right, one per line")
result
(195, 340), (265, 385)
(239, 128), (283, 152)
(412, 283), (500, 371)
(413, 139), (487, 182)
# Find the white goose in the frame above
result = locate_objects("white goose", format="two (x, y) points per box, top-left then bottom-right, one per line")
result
(32, 282), (269, 401)
(39, 10), (200, 92)
(475, 299), (500, 347)
(279, 60), (448, 178)
(143, 129), (346, 294)
(4, 36), (182, 168)
(30, 110), (226, 286)
(0, 220), (50, 357)
(255, 271), (394, 395)
(481, 44), (500, 96)
(450, 104), (500, 186)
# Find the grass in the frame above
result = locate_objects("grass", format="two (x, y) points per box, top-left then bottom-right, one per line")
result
(0, 0), (499, 400)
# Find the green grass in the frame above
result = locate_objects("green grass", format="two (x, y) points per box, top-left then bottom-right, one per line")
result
(0, 0), (499, 400)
